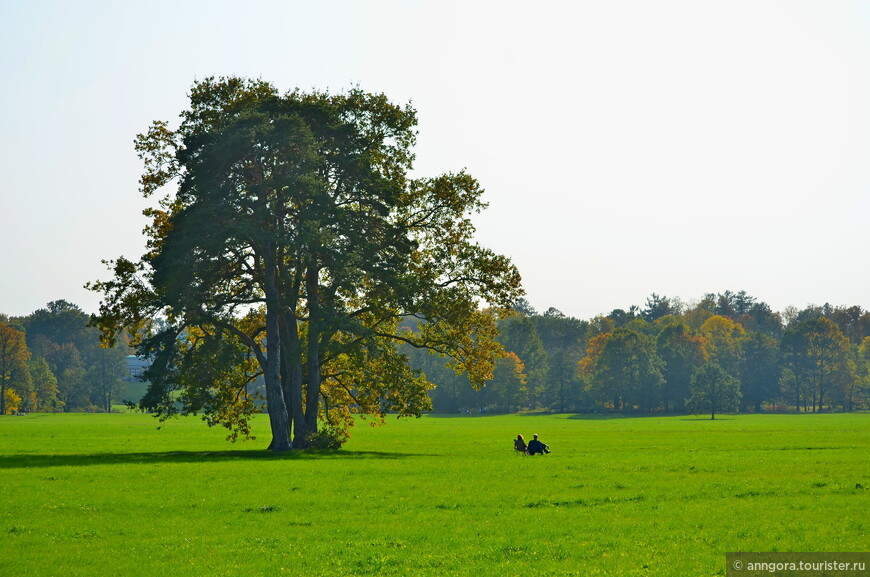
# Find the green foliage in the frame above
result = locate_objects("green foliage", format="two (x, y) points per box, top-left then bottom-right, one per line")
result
(781, 317), (858, 412)
(414, 293), (867, 416)
(90, 77), (522, 449)
(583, 327), (664, 411)
(686, 362), (741, 419)
(642, 293), (678, 322)
(740, 331), (781, 411)
(305, 424), (350, 450)
(21, 300), (128, 412)
(655, 320), (707, 410)
(27, 357), (61, 412)
(496, 314), (548, 407)
(484, 352), (527, 412)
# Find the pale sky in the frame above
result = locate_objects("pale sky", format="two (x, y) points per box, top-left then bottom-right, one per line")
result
(2, 1), (869, 320)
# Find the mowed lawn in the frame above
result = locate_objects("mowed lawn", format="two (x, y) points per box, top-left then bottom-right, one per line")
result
(1, 413), (868, 577)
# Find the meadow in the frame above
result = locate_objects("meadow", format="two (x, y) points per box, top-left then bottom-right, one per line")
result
(1, 412), (867, 577)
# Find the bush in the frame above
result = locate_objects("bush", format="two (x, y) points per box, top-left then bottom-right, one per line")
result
(306, 425), (349, 450)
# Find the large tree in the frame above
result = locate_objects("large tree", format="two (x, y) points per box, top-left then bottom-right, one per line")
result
(90, 78), (522, 450)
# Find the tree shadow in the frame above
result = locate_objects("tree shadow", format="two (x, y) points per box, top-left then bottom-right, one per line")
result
(567, 413), (669, 420)
(0, 449), (429, 469)
(679, 417), (737, 421)
(424, 413), (502, 418)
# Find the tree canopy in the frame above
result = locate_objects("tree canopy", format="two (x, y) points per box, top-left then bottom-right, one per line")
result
(89, 78), (522, 450)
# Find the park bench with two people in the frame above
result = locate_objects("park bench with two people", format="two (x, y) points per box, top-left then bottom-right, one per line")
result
(514, 433), (550, 455)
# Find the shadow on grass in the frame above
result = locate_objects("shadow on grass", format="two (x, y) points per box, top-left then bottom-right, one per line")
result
(0, 449), (429, 469)
(567, 413), (740, 421)
(426, 412), (635, 419)
(424, 413), (506, 419)
(566, 413), (678, 420)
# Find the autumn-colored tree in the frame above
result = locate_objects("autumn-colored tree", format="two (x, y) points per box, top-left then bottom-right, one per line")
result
(578, 332), (608, 384)
(4, 388), (22, 415)
(90, 78), (522, 450)
(0, 324), (31, 415)
(699, 315), (746, 380)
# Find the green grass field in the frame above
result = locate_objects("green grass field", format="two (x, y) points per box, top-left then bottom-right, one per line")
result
(1, 412), (867, 576)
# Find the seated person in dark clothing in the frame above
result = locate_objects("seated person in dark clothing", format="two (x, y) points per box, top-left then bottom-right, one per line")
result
(527, 433), (550, 455)
(514, 434), (528, 453)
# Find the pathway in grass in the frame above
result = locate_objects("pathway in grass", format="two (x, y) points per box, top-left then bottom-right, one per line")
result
(1, 413), (867, 576)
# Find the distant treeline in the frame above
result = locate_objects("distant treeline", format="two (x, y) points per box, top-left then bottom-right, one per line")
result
(0, 301), (129, 414)
(403, 291), (870, 415)
(4, 292), (869, 418)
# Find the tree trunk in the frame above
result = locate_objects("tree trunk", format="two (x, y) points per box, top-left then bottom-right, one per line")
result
(263, 247), (292, 452)
(304, 261), (321, 442)
(277, 324), (293, 444)
(795, 384), (801, 413)
(282, 314), (306, 449)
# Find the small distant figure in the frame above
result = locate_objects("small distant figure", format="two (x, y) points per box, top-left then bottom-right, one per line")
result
(514, 434), (528, 454)
(527, 433), (550, 455)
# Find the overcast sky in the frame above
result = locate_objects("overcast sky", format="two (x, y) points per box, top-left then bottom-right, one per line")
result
(2, 1), (868, 320)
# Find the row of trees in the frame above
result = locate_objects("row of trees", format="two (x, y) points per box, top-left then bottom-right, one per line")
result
(0, 300), (129, 414)
(412, 292), (870, 416)
(6, 292), (864, 418)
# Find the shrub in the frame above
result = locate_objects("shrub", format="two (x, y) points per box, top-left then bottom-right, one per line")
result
(306, 425), (349, 450)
